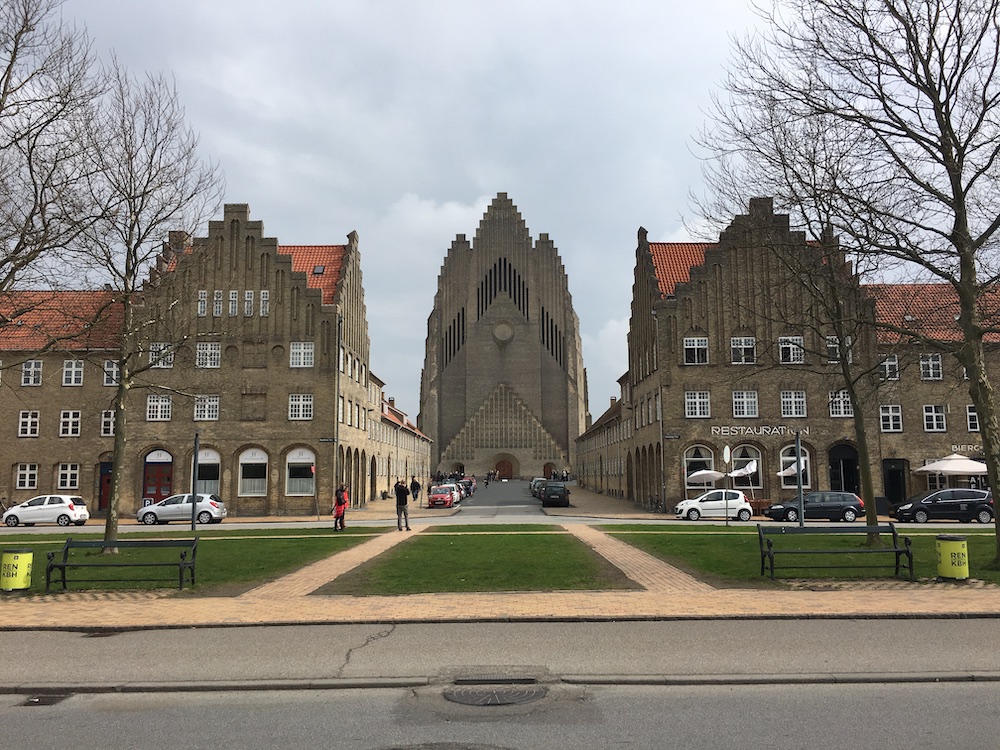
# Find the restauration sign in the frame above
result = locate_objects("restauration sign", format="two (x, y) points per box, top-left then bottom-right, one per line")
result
(710, 425), (810, 437)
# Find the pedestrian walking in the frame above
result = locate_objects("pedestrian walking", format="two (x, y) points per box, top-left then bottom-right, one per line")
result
(410, 476), (421, 507)
(333, 484), (348, 531)
(394, 478), (411, 531)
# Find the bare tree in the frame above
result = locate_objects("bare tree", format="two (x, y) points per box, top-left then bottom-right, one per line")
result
(0, 0), (102, 300)
(81, 60), (223, 546)
(698, 0), (1000, 560)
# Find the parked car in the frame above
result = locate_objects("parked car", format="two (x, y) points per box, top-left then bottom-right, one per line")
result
(136, 493), (227, 525)
(427, 484), (459, 508)
(541, 482), (571, 507)
(529, 478), (547, 497)
(674, 489), (752, 521)
(891, 488), (993, 523)
(457, 478), (475, 497)
(3, 494), (89, 527)
(763, 491), (865, 522)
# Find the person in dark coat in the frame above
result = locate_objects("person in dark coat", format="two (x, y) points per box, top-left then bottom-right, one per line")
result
(394, 479), (411, 531)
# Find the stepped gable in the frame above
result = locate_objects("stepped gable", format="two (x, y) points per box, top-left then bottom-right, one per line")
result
(440, 383), (565, 463)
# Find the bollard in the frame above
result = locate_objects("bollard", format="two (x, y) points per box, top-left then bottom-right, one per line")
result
(1, 548), (33, 592)
(935, 535), (969, 581)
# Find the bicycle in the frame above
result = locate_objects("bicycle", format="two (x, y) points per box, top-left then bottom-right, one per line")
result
(650, 495), (666, 513)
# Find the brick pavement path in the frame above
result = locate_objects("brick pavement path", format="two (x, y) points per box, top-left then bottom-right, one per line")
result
(2, 523), (1000, 629)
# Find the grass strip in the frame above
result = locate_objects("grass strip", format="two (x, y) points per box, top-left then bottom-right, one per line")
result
(315, 533), (640, 595)
(422, 524), (564, 533)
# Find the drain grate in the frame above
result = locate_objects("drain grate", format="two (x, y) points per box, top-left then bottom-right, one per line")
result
(442, 686), (548, 706)
(21, 694), (71, 706)
(453, 675), (538, 685)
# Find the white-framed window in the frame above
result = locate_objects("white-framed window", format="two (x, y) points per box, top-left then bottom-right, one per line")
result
(779, 336), (804, 364)
(920, 353), (943, 380)
(18, 410), (39, 437)
(103, 359), (119, 386)
(683, 336), (709, 365)
(59, 410), (81, 436)
(57, 463), (80, 490)
(146, 394), (172, 421)
(229, 290), (238, 316)
(828, 390), (854, 418)
(731, 444), (762, 490)
(779, 445), (811, 489)
(879, 354), (899, 381)
(213, 290), (223, 317)
(194, 395), (220, 421)
(684, 445), (716, 489)
(780, 390), (807, 418)
(290, 342), (315, 368)
(101, 409), (115, 436)
(16, 463), (38, 489)
(288, 393), (314, 420)
(285, 450), (316, 496)
(685, 391), (711, 418)
(923, 404), (946, 432)
(260, 290), (269, 317)
(826, 335), (852, 363)
(880, 404), (902, 432)
(967, 405), (980, 432)
(197, 290), (208, 317)
(244, 290), (254, 317)
(732, 390), (759, 418)
(62, 359), (84, 386)
(339, 395), (344, 423)
(196, 342), (221, 368)
(731, 336), (756, 364)
(238, 448), (268, 496)
(21, 360), (42, 386)
(149, 342), (174, 368)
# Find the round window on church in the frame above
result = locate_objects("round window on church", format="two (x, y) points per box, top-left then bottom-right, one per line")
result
(492, 322), (514, 343)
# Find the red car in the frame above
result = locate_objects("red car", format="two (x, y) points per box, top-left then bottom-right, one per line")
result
(427, 484), (459, 508)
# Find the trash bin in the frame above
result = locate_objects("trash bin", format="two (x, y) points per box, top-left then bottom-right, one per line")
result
(1, 548), (33, 592)
(936, 535), (969, 581)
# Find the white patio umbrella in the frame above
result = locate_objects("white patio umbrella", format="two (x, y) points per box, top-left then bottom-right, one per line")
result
(687, 469), (725, 482)
(776, 460), (804, 477)
(728, 459), (758, 478)
(914, 453), (988, 475)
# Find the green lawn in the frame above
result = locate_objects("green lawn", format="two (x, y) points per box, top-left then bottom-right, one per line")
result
(605, 525), (1000, 584)
(314, 532), (640, 595)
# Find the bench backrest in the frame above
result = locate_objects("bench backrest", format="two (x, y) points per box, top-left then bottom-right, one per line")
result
(757, 524), (899, 543)
(58, 537), (198, 558)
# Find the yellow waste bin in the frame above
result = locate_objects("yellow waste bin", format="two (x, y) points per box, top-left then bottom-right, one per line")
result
(936, 535), (969, 581)
(1, 549), (33, 591)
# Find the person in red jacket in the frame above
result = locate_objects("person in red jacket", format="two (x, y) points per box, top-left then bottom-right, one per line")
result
(333, 484), (348, 531)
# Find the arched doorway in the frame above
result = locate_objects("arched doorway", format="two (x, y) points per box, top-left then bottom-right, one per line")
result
(142, 449), (173, 503)
(829, 443), (860, 494)
(496, 460), (513, 479)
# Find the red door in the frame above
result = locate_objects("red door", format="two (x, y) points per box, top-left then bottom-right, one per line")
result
(495, 460), (512, 480)
(98, 462), (113, 511)
(143, 462), (173, 503)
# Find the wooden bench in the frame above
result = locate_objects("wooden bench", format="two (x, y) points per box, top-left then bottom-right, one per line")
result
(45, 537), (198, 593)
(758, 524), (914, 581)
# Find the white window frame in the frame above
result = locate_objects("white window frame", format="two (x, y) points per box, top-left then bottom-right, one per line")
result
(826, 335), (853, 364)
(18, 410), (39, 437)
(879, 354), (899, 381)
(244, 290), (254, 316)
(290, 342), (315, 368)
(880, 404), (902, 432)
(923, 404), (946, 432)
(779, 336), (804, 364)
(21, 360), (42, 386)
(260, 290), (269, 317)
(288, 393), (314, 420)
(229, 290), (239, 316)
(103, 359), (119, 386)
(828, 390), (854, 418)
(779, 446), (811, 489)
(101, 409), (115, 436)
(780, 390), (807, 418)
(197, 290), (208, 317)
(732, 390), (759, 418)
(62, 359), (84, 386)
(16, 463), (38, 489)
(213, 290), (223, 317)
(149, 342), (174, 368)
(684, 391), (711, 418)
(59, 409), (81, 437)
(196, 342), (221, 369)
(920, 353), (943, 381)
(731, 336), (756, 364)
(194, 395), (220, 421)
(147, 394), (172, 421)
(683, 336), (709, 365)
(57, 462), (80, 490)
(967, 405), (980, 432)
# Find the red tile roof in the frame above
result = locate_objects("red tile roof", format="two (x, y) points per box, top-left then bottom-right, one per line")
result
(649, 242), (713, 298)
(277, 245), (345, 305)
(0, 291), (122, 351)
(865, 283), (1000, 343)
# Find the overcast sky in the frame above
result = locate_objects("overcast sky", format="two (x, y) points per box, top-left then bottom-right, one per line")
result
(70, 0), (759, 423)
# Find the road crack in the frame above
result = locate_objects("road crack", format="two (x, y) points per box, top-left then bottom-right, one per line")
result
(337, 624), (396, 677)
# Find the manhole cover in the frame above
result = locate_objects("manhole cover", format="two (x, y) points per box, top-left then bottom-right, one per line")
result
(442, 686), (548, 706)
(21, 694), (71, 706)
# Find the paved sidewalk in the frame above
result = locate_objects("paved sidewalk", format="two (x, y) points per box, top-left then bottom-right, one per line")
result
(2, 505), (1000, 629)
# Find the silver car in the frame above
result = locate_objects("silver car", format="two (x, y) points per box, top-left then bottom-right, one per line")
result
(3, 494), (90, 527)
(136, 493), (227, 525)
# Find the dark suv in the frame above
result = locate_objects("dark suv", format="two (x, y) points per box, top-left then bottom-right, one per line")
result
(891, 488), (993, 523)
(763, 491), (865, 522)
(541, 482), (571, 508)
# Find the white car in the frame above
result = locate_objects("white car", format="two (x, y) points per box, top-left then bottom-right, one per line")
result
(674, 489), (753, 521)
(3, 495), (90, 527)
(137, 493), (227, 525)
